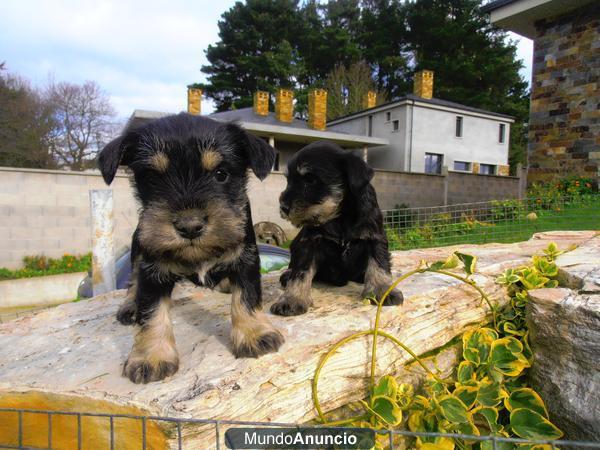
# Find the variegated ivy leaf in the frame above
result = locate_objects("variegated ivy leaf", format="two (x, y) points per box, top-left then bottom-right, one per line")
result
(438, 395), (470, 424)
(542, 242), (563, 261)
(474, 406), (502, 433)
(505, 388), (548, 418)
(362, 395), (403, 426)
(510, 408), (563, 440)
(453, 385), (478, 409)
(397, 383), (414, 410)
(455, 251), (477, 275)
(477, 378), (507, 407)
(373, 375), (398, 399)
(457, 361), (476, 383)
(532, 256), (558, 278)
(496, 268), (520, 286)
(489, 337), (531, 377)
(463, 328), (497, 366)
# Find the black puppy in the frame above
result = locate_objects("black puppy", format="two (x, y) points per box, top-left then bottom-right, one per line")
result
(273, 141), (403, 316)
(98, 113), (283, 384)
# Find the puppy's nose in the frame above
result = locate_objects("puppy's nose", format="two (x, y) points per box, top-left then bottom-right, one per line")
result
(173, 217), (205, 239)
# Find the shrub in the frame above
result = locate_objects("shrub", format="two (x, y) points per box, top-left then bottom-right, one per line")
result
(0, 253), (92, 281)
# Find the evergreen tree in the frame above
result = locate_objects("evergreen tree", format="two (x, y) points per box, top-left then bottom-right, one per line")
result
(200, 0), (304, 111)
(405, 0), (529, 171)
(358, 0), (410, 98)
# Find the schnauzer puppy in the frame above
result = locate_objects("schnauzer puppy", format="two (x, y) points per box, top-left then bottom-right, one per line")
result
(98, 113), (284, 384)
(273, 141), (403, 316)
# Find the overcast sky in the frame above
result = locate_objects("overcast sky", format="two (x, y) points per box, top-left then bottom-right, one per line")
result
(0, 0), (533, 120)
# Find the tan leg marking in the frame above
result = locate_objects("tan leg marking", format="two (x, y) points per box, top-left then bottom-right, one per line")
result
(123, 299), (180, 383)
(362, 258), (403, 306)
(230, 286), (284, 358)
(270, 263), (316, 316)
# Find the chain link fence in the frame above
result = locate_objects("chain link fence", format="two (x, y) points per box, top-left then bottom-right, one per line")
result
(383, 194), (600, 251)
(1, 407), (600, 449)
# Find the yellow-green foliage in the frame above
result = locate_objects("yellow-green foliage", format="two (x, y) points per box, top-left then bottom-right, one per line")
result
(312, 243), (565, 449)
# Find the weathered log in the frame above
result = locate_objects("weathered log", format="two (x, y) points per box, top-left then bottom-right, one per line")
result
(0, 231), (596, 449)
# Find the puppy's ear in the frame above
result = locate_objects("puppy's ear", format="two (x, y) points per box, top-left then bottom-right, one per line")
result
(224, 123), (276, 180)
(344, 152), (374, 196)
(98, 136), (129, 185)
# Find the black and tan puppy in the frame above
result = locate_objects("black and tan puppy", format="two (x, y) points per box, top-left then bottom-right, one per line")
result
(98, 113), (283, 384)
(273, 141), (403, 316)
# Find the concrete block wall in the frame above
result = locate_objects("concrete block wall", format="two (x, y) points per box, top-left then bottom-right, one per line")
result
(447, 171), (523, 205)
(372, 170), (446, 208)
(0, 166), (524, 269)
(0, 167), (138, 269)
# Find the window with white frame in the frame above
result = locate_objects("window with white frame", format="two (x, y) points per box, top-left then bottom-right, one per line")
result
(392, 120), (399, 131)
(453, 161), (471, 172)
(499, 123), (506, 143)
(425, 153), (443, 174)
(455, 116), (463, 137)
(386, 111), (391, 121)
(480, 164), (496, 175)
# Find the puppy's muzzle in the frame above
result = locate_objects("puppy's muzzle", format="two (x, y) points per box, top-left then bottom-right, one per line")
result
(172, 211), (207, 240)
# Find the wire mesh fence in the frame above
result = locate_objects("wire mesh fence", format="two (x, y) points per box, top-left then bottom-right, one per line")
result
(1, 407), (600, 449)
(383, 194), (600, 251)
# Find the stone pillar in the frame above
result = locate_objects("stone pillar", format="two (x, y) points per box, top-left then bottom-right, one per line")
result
(362, 91), (377, 109)
(90, 190), (116, 296)
(442, 165), (449, 205)
(187, 88), (202, 115)
(472, 162), (480, 175)
(307, 89), (327, 130)
(275, 88), (294, 123)
(413, 70), (434, 99)
(253, 91), (269, 116)
(498, 165), (510, 176)
(527, 2), (600, 185)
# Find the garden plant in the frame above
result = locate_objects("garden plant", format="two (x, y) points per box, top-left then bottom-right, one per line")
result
(312, 242), (567, 449)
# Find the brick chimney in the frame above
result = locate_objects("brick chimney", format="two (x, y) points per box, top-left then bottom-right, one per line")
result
(253, 91), (269, 116)
(187, 87), (202, 115)
(413, 70), (434, 99)
(275, 88), (294, 123)
(362, 91), (377, 109)
(308, 89), (327, 131)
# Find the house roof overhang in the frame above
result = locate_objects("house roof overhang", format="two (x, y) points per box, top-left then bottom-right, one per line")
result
(328, 96), (514, 126)
(128, 110), (389, 149)
(481, 0), (597, 39)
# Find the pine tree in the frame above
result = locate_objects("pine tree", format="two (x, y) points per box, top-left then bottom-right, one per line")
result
(199, 0), (304, 111)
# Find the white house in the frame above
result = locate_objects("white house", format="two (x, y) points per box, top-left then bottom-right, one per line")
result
(328, 71), (514, 176)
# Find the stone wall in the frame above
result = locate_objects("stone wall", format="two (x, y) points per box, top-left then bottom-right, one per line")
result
(0, 166), (525, 269)
(528, 2), (600, 184)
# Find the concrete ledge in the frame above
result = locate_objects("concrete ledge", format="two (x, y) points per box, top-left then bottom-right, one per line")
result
(0, 272), (86, 308)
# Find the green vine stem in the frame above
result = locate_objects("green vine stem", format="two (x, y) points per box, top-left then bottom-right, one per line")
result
(312, 262), (498, 425)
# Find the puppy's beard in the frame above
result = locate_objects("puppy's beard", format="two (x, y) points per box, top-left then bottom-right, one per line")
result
(288, 190), (343, 227)
(138, 200), (246, 262)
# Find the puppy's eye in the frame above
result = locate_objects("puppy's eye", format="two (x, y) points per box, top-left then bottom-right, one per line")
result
(303, 173), (318, 184)
(214, 168), (229, 183)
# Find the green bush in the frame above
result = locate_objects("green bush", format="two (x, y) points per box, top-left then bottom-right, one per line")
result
(490, 199), (525, 221)
(0, 253), (92, 281)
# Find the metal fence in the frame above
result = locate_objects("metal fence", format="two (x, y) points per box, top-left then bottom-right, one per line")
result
(383, 194), (600, 251)
(1, 407), (600, 449)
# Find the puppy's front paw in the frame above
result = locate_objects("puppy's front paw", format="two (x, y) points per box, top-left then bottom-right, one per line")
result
(270, 294), (311, 316)
(116, 298), (137, 325)
(231, 315), (284, 358)
(367, 288), (404, 306)
(279, 269), (292, 288)
(123, 355), (179, 384)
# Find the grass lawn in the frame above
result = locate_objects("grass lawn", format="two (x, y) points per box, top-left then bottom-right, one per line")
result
(388, 196), (600, 251)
